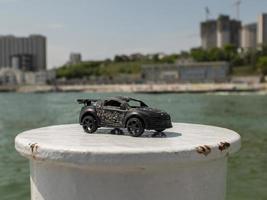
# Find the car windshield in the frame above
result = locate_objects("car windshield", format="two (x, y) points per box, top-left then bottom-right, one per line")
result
(128, 99), (148, 108)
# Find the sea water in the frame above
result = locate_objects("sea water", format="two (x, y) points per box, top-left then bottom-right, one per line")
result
(0, 92), (266, 200)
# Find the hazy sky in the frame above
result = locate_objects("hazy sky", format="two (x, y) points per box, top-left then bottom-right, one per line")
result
(0, 0), (266, 68)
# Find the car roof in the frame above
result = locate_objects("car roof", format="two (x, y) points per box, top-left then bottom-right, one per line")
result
(105, 96), (142, 103)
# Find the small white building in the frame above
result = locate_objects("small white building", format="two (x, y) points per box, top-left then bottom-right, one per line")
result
(0, 67), (24, 85)
(24, 70), (56, 85)
(0, 67), (55, 85)
(142, 62), (230, 83)
(68, 53), (82, 65)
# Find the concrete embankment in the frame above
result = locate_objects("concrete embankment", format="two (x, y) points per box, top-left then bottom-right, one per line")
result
(1, 83), (267, 93)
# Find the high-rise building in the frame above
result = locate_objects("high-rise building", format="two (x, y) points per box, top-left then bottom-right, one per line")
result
(217, 15), (231, 48)
(217, 15), (241, 48)
(201, 20), (217, 49)
(200, 15), (241, 49)
(257, 13), (267, 47)
(230, 20), (242, 48)
(241, 23), (257, 50)
(0, 35), (46, 71)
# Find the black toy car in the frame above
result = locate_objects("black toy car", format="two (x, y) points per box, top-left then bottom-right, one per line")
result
(77, 96), (172, 137)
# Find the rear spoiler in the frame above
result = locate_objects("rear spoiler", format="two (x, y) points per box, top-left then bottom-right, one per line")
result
(77, 99), (98, 105)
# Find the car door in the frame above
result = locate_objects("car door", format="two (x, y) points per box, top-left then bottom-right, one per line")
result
(101, 100), (127, 127)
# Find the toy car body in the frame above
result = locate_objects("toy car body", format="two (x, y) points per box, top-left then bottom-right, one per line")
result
(77, 96), (172, 137)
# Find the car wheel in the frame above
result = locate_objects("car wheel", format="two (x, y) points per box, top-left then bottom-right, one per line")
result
(155, 129), (165, 132)
(126, 117), (144, 137)
(82, 115), (97, 133)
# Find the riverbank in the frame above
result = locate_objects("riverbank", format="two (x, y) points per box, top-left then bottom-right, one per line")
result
(1, 83), (267, 93)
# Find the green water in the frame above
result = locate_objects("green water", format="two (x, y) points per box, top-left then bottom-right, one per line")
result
(0, 92), (266, 200)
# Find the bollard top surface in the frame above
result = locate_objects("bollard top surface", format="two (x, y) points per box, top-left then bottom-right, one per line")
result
(15, 123), (241, 167)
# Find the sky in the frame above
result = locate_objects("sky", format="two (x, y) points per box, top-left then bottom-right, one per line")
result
(0, 0), (266, 69)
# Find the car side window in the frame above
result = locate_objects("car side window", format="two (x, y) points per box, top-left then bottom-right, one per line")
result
(128, 100), (141, 108)
(104, 100), (121, 108)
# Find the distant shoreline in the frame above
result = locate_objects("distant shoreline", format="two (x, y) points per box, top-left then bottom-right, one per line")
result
(1, 83), (267, 94)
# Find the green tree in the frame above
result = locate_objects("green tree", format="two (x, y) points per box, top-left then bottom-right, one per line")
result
(223, 44), (237, 60)
(190, 48), (208, 61)
(257, 56), (267, 75)
(208, 48), (225, 61)
(56, 61), (102, 79)
(160, 54), (179, 63)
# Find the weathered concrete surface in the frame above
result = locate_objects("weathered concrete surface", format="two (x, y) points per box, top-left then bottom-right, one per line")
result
(15, 123), (241, 200)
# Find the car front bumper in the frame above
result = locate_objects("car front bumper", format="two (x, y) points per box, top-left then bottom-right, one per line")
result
(146, 117), (172, 130)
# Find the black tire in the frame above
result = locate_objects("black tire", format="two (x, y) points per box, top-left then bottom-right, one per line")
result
(82, 115), (97, 133)
(126, 117), (144, 137)
(155, 129), (165, 132)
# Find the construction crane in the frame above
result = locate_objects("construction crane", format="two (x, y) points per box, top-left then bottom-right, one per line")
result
(234, 0), (242, 20)
(205, 7), (210, 21)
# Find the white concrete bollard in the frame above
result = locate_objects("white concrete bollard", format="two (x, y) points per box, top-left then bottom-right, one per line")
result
(15, 123), (241, 200)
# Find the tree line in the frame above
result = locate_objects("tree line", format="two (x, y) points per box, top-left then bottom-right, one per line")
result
(56, 45), (267, 80)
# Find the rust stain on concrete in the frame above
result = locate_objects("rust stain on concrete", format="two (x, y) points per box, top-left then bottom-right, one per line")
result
(29, 143), (39, 159)
(196, 145), (211, 156)
(218, 142), (230, 152)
